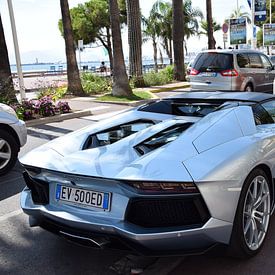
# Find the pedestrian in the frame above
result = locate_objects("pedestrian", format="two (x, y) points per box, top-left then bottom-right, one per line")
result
(100, 61), (107, 73)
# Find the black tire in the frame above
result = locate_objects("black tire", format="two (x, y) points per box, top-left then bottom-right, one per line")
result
(0, 129), (19, 175)
(244, 84), (253, 92)
(228, 168), (271, 258)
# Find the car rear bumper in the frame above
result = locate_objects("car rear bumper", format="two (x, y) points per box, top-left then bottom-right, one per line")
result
(21, 187), (233, 255)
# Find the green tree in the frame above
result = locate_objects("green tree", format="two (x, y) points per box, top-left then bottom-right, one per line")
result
(58, 0), (126, 72)
(142, 13), (160, 72)
(200, 19), (221, 35)
(60, 0), (84, 96)
(109, 0), (132, 96)
(149, 0), (202, 64)
(172, 0), (185, 81)
(229, 6), (251, 23)
(126, 0), (144, 87)
(206, 0), (215, 49)
(0, 14), (16, 103)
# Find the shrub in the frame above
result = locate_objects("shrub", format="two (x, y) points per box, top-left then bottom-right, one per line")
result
(11, 96), (71, 120)
(37, 86), (67, 101)
(142, 65), (174, 87)
(81, 72), (112, 94)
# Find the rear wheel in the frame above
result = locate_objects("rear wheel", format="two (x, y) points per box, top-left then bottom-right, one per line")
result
(0, 130), (19, 175)
(244, 84), (253, 92)
(229, 169), (271, 258)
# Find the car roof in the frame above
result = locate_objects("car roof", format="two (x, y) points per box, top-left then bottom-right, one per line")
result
(199, 49), (266, 55)
(164, 91), (275, 103)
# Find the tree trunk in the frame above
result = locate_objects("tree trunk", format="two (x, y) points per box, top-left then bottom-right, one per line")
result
(109, 0), (132, 96)
(60, 0), (84, 96)
(106, 27), (113, 73)
(153, 39), (158, 72)
(0, 14), (16, 103)
(159, 47), (164, 68)
(126, 0), (144, 87)
(172, 0), (185, 81)
(169, 39), (173, 65)
(206, 0), (216, 49)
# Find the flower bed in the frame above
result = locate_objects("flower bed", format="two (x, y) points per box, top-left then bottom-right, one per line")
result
(12, 96), (71, 121)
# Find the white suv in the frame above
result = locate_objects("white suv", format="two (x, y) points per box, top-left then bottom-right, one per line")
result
(0, 103), (27, 175)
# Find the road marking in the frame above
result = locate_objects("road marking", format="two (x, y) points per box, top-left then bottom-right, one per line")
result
(84, 110), (125, 121)
(0, 209), (22, 222)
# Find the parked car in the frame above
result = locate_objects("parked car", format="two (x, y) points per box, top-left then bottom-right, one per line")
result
(0, 103), (27, 175)
(20, 92), (275, 258)
(190, 49), (275, 92)
(269, 55), (275, 65)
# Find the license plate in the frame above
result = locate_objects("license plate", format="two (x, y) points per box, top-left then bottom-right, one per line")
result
(56, 184), (111, 211)
(200, 72), (217, 77)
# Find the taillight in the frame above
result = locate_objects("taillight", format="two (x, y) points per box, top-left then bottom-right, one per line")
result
(125, 181), (199, 194)
(190, 68), (199, 75)
(220, 69), (238, 77)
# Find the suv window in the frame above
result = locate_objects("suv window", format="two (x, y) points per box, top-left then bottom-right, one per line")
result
(237, 53), (250, 68)
(248, 53), (263, 69)
(193, 53), (233, 72)
(260, 54), (273, 69)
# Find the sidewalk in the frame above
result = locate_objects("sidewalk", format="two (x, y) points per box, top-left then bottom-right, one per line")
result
(24, 81), (190, 127)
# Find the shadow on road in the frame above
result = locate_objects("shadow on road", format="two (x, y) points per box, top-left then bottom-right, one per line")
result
(0, 214), (126, 275)
(170, 218), (275, 274)
(0, 161), (24, 201)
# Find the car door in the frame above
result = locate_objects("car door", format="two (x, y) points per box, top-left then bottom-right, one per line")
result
(247, 53), (267, 92)
(260, 54), (274, 92)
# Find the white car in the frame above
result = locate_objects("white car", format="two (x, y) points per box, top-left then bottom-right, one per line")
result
(0, 103), (27, 175)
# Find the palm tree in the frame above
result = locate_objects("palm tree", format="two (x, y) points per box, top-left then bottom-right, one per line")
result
(206, 0), (215, 49)
(0, 13), (16, 103)
(109, 0), (132, 96)
(200, 19), (221, 35)
(142, 14), (160, 72)
(60, 0), (84, 96)
(126, 0), (144, 87)
(172, 0), (184, 81)
(230, 6), (251, 23)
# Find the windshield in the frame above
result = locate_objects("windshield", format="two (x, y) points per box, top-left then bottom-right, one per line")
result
(193, 52), (233, 72)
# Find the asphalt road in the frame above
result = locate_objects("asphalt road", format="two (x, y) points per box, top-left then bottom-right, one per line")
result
(1, 102), (275, 274)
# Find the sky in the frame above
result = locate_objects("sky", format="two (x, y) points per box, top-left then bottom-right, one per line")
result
(0, 0), (251, 64)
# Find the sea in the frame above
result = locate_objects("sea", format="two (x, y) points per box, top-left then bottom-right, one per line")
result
(10, 55), (196, 73)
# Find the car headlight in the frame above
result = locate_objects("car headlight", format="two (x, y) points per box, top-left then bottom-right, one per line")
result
(0, 103), (17, 118)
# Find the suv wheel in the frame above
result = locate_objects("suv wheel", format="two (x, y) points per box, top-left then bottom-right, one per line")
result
(244, 84), (253, 92)
(0, 130), (19, 175)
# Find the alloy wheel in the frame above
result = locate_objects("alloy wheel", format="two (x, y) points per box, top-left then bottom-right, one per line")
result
(0, 138), (12, 170)
(243, 175), (270, 251)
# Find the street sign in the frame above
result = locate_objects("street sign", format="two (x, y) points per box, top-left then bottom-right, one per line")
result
(222, 23), (229, 33)
(263, 24), (275, 46)
(255, 0), (266, 21)
(229, 18), (247, 45)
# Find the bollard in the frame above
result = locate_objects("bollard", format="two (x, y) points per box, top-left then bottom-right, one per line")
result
(274, 77), (275, 94)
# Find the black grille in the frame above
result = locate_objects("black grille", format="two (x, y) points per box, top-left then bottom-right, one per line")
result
(23, 172), (49, 204)
(125, 196), (210, 228)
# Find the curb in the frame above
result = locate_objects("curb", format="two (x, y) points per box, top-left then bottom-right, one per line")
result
(25, 109), (92, 127)
(149, 83), (190, 93)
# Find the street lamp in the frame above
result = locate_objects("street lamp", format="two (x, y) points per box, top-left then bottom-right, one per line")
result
(7, 0), (25, 100)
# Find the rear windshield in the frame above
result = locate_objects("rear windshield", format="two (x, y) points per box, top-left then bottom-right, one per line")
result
(193, 53), (233, 72)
